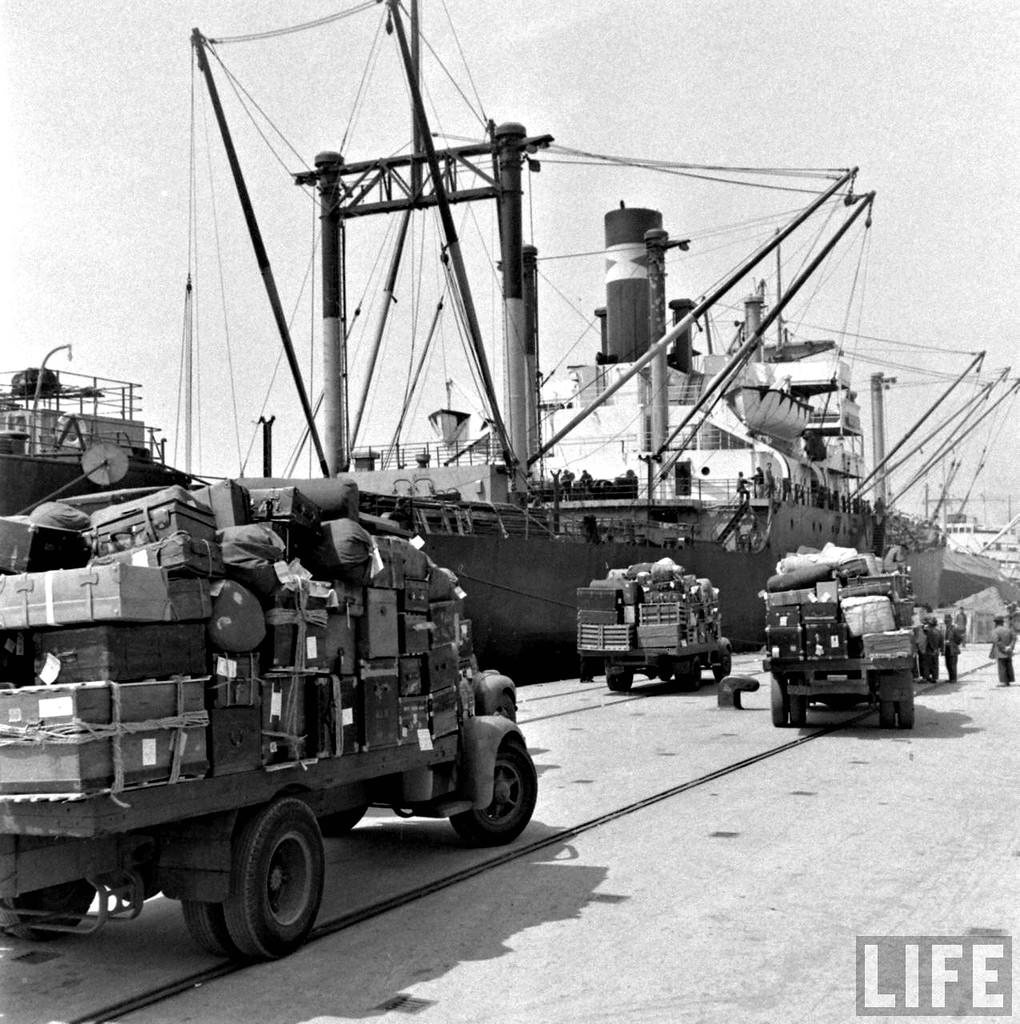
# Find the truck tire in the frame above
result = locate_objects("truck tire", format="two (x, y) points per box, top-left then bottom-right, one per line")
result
(878, 700), (896, 729)
(450, 739), (537, 847)
(182, 900), (240, 958)
(223, 797), (324, 960)
(606, 666), (633, 692)
(0, 880), (94, 941)
(788, 694), (807, 727)
(770, 677), (789, 727)
(896, 693), (915, 730)
(674, 661), (701, 692)
(318, 804), (368, 837)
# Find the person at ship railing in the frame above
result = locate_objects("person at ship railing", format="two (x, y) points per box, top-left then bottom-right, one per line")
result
(737, 472), (750, 505)
(578, 469), (593, 496)
(991, 615), (1016, 686)
(752, 466), (765, 498)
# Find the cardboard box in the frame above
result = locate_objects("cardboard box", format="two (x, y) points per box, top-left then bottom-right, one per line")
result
(0, 564), (172, 629)
(207, 706), (261, 775)
(0, 678), (208, 793)
(35, 622), (207, 685)
(358, 588), (399, 658)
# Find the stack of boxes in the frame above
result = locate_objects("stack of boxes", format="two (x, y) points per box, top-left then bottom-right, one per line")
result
(0, 480), (472, 795)
(577, 560), (722, 652)
(764, 562), (915, 662)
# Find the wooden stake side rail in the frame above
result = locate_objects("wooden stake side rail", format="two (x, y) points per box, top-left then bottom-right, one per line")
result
(0, 735), (460, 839)
(763, 655), (914, 676)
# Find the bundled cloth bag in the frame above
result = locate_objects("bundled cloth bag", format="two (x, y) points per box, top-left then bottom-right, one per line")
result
(218, 523), (287, 599)
(312, 519), (373, 584)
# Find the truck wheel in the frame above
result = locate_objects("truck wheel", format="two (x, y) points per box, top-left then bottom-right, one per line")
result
(606, 667), (634, 692)
(788, 694), (807, 727)
(878, 700), (896, 728)
(223, 797), (324, 960)
(896, 693), (915, 730)
(0, 880), (94, 941)
(450, 739), (537, 847)
(712, 645), (733, 683)
(182, 900), (240, 958)
(770, 678), (789, 726)
(318, 804), (369, 837)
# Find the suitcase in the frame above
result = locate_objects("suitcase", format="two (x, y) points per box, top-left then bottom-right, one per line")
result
(804, 622), (849, 659)
(209, 651), (260, 708)
(308, 674), (342, 758)
(0, 629), (35, 687)
(428, 601), (458, 646)
(400, 578), (429, 614)
(89, 486), (216, 554)
(322, 611), (357, 675)
(0, 678), (208, 793)
(168, 578), (213, 622)
(0, 564), (172, 629)
(0, 517), (89, 575)
(34, 622), (208, 685)
(248, 486), (322, 531)
(429, 685), (459, 738)
(191, 480), (250, 530)
(92, 532), (224, 579)
(424, 643), (458, 693)
(370, 536), (405, 589)
(207, 706), (261, 776)
(765, 624), (804, 660)
(801, 601), (840, 623)
(358, 589), (399, 659)
(359, 659), (399, 751)
(766, 608), (800, 629)
(400, 612), (431, 655)
(398, 655), (425, 696)
(261, 671), (308, 764)
(398, 695), (430, 744)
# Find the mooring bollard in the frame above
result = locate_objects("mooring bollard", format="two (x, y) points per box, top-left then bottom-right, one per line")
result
(718, 675), (760, 709)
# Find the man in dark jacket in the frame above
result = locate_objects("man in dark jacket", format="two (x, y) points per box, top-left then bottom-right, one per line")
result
(919, 615), (943, 683)
(942, 612), (963, 682)
(992, 615), (1016, 685)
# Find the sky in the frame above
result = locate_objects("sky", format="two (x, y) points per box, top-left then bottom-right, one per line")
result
(1, 0), (1018, 523)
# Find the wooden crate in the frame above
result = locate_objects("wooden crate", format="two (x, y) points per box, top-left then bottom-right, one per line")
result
(577, 623), (636, 652)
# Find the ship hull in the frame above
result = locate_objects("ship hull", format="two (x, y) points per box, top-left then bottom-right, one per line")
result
(0, 452), (189, 517)
(425, 497), (873, 682)
(906, 547), (1020, 609)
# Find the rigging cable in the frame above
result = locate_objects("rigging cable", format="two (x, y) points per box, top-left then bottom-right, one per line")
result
(208, 2), (380, 45)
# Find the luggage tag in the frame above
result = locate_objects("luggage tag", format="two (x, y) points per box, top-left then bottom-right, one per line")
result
(38, 652), (62, 685)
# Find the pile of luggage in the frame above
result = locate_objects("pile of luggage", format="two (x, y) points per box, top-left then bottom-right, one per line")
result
(763, 543), (915, 662)
(577, 557), (721, 652)
(0, 480), (473, 795)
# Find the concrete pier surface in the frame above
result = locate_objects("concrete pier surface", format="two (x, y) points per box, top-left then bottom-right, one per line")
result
(2, 647), (1017, 1024)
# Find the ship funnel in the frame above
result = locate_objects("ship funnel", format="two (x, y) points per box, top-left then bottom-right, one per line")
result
(604, 207), (662, 363)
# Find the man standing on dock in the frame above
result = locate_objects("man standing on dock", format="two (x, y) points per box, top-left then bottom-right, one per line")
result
(942, 612), (963, 682)
(991, 615), (1016, 685)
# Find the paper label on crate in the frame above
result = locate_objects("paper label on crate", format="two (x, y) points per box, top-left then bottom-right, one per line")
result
(216, 655), (237, 680)
(342, 706), (354, 727)
(417, 728), (433, 751)
(209, 579), (226, 597)
(141, 737), (157, 766)
(370, 539), (384, 577)
(3, 636), (15, 654)
(38, 695), (73, 719)
(454, 586), (467, 600)
(306, 636), (318, 660)
(7, 707), (22, 723)
(830, 635), (839, 648)
(409, 534), (426, 550)
(131, 548), (150, 567)
(270, 689), (282, 720)
(38, 652), (62, 685)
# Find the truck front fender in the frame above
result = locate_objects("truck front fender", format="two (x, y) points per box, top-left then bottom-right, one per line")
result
(460, 715), (525, 809)
(473, 669), (517, 718)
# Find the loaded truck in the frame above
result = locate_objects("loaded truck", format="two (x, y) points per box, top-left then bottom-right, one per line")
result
(577, 558), (732, 692)
(0, 480), (536, 959)
(764, 560), (917, 729)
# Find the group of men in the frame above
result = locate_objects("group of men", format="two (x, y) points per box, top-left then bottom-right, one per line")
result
(915, 606), (1017, 686)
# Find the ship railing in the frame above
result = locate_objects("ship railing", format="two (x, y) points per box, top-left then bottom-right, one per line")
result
(354, 436), (502, 472)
